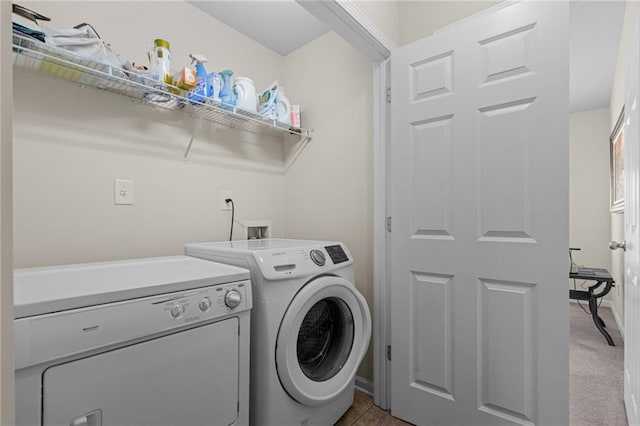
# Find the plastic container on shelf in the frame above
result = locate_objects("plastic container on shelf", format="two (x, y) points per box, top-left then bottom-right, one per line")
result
(148, 38), (171, 84)
(277, 87), (291, 126)
(233, 77), (257, 112)
(219, 70), (235, 110)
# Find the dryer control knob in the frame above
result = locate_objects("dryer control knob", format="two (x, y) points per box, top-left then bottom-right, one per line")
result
(225, 290), (242, 309)
(199, 297), (212, 312)
(310, 249), (326, 266)
(170, 304), (185, 319)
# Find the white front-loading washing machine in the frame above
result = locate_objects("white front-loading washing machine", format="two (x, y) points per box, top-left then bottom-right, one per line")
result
(14, 256), (252, 426)
(185, 239), (371, 426)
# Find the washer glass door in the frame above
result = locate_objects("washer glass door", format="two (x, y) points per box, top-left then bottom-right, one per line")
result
(297, 297), (355, 382)
(276, 276), (371, 406)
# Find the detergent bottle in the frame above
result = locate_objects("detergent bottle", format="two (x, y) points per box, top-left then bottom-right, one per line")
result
(188, 54), (210, 104)
(219, 70), (235, 110)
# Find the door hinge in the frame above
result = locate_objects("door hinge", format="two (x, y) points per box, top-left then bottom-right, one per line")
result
(386, 216), (392, 233)
(386, 345), (391, 361)
(386, 87), (391, 103)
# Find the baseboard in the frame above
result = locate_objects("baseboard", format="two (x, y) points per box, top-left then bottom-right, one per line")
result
(569, 299), (625, 341)
(355, 375), (374, 396)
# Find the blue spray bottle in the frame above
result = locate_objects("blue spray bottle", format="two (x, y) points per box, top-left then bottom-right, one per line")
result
(219, 69), (235, 110)
(188, 54), (210, 104)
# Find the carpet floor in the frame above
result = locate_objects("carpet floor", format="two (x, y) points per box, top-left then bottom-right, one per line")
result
(570, 303), (627, 426)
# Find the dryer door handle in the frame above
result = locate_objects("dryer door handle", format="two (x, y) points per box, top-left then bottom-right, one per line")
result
(70, 409), (102, 426)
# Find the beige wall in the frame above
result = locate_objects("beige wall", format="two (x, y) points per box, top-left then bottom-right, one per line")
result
(0, 1), (14, 423)
(283, 32), (374, 380)
(397, 1), (499, 46)
(569, 108), (612, 277)
(352, 1), (499, 47)
(608, 0), (639, 327)
(14, 2), (378, 382)
(14, 1), (289, 268)
(354, 0), (400, 45)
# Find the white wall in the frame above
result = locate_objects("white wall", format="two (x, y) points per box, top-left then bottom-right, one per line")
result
(14, 1), (289, 268)
(569, 109), (612, 276)
(283, 32), (374, 380)
(0, 2), (14, 423)
(608, 0), (639, 326)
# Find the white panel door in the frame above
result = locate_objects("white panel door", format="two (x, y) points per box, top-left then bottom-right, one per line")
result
(390, 2), (569, 425)
(624, 9), (640, 425)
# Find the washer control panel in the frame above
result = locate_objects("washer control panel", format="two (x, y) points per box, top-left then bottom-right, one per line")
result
(255, 242), (352, 280)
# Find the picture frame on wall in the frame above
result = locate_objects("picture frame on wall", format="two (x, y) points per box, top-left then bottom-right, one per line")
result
(610, 107), (625, 213)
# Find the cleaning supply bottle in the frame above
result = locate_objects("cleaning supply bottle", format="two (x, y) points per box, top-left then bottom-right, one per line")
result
(207, 72), (222, 105)
(219, 70), (235, 110)
(188, 54), (209, 104)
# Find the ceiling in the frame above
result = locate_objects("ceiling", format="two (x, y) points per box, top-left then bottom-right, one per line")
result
(188, 1), (329, 56)
(191, 0), (625, 112)
(570, 1), (625, 112)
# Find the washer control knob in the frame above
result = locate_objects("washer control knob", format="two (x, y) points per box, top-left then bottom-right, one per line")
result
(310, 249), (326, 266)
(170, 304), (185, 319)
(225, 290), (242, 309)
(199, 297), (212, 312)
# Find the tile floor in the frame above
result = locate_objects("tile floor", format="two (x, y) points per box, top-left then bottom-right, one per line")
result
(335, 390), (412, 426)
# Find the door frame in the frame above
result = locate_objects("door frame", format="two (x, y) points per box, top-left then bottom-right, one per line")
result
(0, 2), (14, 424)
(295, 0), (395, 408)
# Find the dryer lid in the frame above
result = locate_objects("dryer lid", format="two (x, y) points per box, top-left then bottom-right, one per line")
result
(14, 256), (249, 318)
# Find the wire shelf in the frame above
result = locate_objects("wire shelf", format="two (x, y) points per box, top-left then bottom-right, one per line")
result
(12, 33), (312, 142)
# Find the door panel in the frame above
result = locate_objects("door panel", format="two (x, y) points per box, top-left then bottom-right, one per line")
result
(478, 98), (535, 241)
(390, 2), (569, 425)
(410, 272), (453, 398)
(478, 279), (535, 422)
(410, 116), (454, 238)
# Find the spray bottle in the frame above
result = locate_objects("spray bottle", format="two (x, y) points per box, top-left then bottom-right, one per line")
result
(219, 70), (235, 110)
(188, 54), (210, 104)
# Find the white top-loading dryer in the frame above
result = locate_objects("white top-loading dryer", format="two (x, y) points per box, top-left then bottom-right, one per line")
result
(14, 255), (252, 426)
(185, 239), (371, 426)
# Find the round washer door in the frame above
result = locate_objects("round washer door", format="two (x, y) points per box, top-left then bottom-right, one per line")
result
(275, 276), (371, 406)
